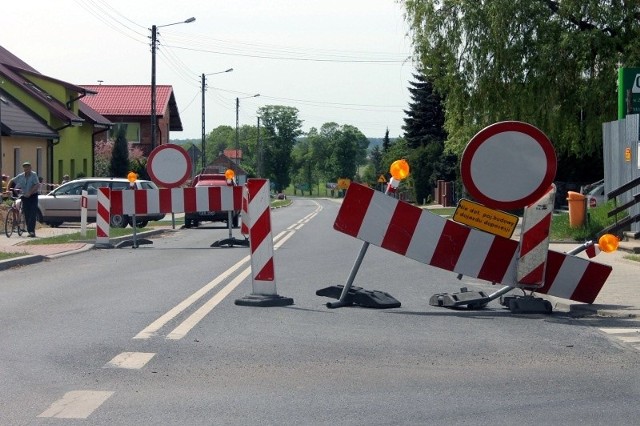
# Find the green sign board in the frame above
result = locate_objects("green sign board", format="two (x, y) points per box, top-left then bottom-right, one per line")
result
(618, 67), (640, 119)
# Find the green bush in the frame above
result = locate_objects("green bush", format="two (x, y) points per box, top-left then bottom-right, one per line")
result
(550, 201), (624, 241)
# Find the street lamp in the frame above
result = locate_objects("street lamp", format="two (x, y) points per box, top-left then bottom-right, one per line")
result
(201, 68), (233, 171)
(235, 94), (260, 166)
(150, 16), (195, 152)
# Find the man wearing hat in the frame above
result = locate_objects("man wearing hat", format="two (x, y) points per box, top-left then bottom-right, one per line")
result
(10, 161), (41, 237)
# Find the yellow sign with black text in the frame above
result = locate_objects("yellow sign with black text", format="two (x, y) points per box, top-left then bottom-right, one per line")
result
(453, 199), (519, 238)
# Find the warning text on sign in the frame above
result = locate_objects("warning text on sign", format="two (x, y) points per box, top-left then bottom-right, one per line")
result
(453, 199), (519, 238)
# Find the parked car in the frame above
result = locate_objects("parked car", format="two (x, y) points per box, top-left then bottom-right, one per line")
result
(586, 183), (606, 208)
(37, 178), (164, 228)
(184, 174), (240, 228)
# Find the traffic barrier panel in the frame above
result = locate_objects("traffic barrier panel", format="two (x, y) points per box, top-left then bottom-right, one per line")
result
(240, 184), (249, 237)
(333, 183), (612, 304)
(516, 184), (556, 287)
(235, 179), (293, 307)
(96, 186), (243, 243)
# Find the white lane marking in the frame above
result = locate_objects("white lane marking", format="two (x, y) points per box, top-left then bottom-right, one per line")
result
(166, 268), (252, 340)
(133, 255), (251, 339)
(38, 390), (114, 419)
(599, 327), (640, 347)
(104, 352), (156, 369)
(136, 204), (319, 341)
(600, 328), (640, 335)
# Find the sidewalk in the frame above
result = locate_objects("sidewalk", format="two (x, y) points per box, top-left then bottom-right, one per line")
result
(1, 207), (639, 318)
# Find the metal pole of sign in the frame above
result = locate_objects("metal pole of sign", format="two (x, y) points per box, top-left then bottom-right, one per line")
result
(227, 211), (233, 240)
(132, 214), (138, 248)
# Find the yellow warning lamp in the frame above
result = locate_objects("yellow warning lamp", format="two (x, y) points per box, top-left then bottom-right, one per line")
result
(225, 168), (235, 185)
(598, 233), (619, 253)
(127, 171), (138, 182)
(390, 159), (410, 180)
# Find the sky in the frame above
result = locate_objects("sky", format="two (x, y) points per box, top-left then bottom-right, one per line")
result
(2, 0), (416, 140)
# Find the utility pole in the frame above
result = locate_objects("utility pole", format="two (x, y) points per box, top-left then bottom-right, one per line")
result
(200, 68), (233, 172)
(150, 24), (157, 152)
(257, 116), (261, 177)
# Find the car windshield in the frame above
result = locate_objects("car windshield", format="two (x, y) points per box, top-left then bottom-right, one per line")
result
(54, 182), (85, 196)
(588, 184), (604, 196)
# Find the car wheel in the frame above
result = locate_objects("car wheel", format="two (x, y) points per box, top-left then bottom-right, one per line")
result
(128, 217), (148, 228)
(193, 220), (200, 227)
(185, 219), (192, 228)
(232, 214), (239, 228)
(48, 222), (62, 228)
(110, 214), (128, 228)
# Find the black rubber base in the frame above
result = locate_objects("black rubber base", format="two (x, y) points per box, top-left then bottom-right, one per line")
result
(316, 285), (401, 309)
(235, 294), (294, 307)
(114, 238), (153, 248)
(211, 237), (250, 248)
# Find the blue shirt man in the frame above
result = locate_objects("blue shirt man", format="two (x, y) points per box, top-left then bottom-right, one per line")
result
(11, 161), (40, 237)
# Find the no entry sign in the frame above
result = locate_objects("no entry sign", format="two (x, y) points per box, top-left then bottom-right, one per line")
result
(147, 144), (192, 188)
(460, 121), (557, 210)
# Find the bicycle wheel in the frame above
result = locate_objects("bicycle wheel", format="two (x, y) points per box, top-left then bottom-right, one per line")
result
(5, 209), (15, 238)
(17, 211), (25, 236)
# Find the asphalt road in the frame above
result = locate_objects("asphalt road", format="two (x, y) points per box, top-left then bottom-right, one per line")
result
(1, 198), (639, 425)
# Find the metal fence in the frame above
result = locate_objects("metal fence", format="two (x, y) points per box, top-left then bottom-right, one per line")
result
(602, 114), (640, 234)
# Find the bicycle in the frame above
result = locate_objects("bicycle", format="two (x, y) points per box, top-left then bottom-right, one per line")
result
(4, 192), (26, 238)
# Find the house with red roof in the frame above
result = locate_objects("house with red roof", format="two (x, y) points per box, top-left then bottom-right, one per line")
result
(80, 85), (183, 156)
(0, 45), (111, 184)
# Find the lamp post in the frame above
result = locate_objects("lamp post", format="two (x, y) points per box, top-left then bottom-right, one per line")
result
(150, 17), (195, 152)
(235, 94), (260, 166)
(201, 68), (233, 171)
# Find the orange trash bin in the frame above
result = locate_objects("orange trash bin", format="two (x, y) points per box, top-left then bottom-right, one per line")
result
(566, 191), (586, 228)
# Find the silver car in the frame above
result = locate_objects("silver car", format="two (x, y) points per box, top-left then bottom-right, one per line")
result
(37, 177), (164, 228)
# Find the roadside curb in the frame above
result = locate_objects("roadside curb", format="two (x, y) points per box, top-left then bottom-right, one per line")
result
(0, 254), (45, 271)
(0, 228), (174, 271)
(540, 294), (639, 319)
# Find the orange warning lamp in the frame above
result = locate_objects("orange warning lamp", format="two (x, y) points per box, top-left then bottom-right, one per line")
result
(127, 171), (138, 183)
(598, 234), (619, 253)
(390, 159), (410, 180)
(225, 168), (235, 184)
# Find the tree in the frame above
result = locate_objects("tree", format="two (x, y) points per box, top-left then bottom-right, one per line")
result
(382, 128), (392, 153)
(109, 126), (129, 178)
(402, 71), (454, 203)
(258, 105), (303, 191)
(402, 0), (640, 181)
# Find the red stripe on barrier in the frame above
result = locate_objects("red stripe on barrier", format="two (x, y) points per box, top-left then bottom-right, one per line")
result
(183, 188), (197, 213)
(159, 188), (172, 213)
(233, 186), (243, 210)
(381, 201), (422, 256)
(333, 184), (374, 237)
(537, 252), (564, 294)
(477, 237), (516, 283)
(430, 221), (470, 271)
(519, 213), (552, 256)
(206, 187), (222, 211)
(570, 261), (611, 303)
(134, 189), (148, 215)
(110, 190), (123, 215)
(251, 209), (271, 252)
(255, 258), (275, 281)
(518, 264), (545, 285)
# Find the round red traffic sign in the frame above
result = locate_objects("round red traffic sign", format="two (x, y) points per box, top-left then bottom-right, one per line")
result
(460, 121), (556, 210)
(146, 144), (192, 188)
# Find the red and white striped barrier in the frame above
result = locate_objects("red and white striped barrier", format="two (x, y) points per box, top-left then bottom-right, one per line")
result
(516, 184), (556, 287)
(96, 188), (110, 246)
(240, 184), (249, 237)
(96, 186), (243, 243)
(333, 183), (612, 304)
(235, 179), (293, 307)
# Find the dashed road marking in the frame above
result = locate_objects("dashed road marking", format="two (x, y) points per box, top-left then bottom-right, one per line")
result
(599, 327), (640, 348)
(38, 390), (114, 419)
(104, 352), (156, 369)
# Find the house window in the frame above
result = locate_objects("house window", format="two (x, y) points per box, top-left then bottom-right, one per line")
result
(109, 123), (141, 144)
